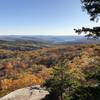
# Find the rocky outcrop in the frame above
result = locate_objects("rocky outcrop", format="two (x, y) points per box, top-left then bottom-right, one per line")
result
(0, 85), (49, 100)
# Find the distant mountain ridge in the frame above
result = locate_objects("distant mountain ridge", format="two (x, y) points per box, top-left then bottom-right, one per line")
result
(0, 35), (100, 44)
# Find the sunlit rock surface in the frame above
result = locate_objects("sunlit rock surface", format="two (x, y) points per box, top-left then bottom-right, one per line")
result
(0, 85), (49, 100)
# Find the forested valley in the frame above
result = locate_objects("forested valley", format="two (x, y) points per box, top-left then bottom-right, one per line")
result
(0, 40), (100, 100)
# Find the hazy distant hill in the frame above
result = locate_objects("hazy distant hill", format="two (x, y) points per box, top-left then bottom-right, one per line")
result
(0, 35), (100, 44)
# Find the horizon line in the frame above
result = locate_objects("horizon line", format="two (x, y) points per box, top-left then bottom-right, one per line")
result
(0, 34), (82, 36)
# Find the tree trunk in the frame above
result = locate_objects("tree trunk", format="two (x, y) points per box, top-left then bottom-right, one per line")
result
(60, 92), (63, 100)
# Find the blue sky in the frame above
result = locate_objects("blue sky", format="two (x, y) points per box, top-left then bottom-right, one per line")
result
(0, 0), (99, 35)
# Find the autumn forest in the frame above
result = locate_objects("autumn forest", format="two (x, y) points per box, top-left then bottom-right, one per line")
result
(0, 39), (100, 100)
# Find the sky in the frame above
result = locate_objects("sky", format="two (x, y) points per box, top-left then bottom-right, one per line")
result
(0, 0), (99, 36)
